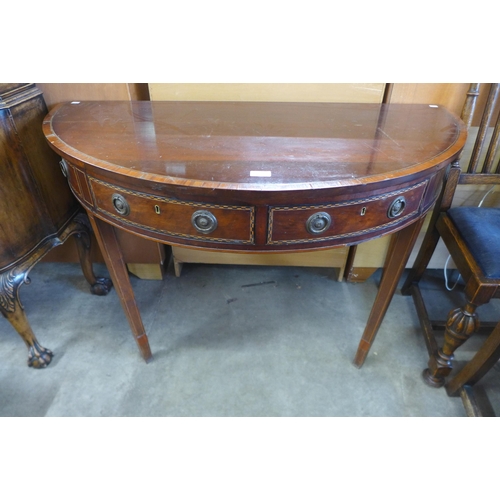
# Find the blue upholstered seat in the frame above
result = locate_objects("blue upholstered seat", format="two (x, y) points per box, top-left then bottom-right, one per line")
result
(448, 207), (500, 279)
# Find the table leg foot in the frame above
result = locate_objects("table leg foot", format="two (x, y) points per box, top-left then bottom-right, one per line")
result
(137, 333), (153, 362)
(70, 213), (113, 296)
(422, 368), (446, 388)
(90, 277), (113, 296)
(1, 267), (55, 368)
(27, 340), (53, 369)
(353, 341), (369, 368)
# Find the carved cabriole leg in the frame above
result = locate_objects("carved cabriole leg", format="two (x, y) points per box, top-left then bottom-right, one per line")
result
(70, 212), (113, 296)
(0, 211), (111, 368)
(423, 302), (480, 387)
(0, 267), (53, 368)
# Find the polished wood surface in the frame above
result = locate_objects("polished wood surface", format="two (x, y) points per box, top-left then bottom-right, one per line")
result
(347, 83), (473, 278)
(45, 101), (464, 189)
(149, 83), (385, 278)
(43, 101), (467, 365)
(35, 83), (164, 280)
(445, 319), (500, 415)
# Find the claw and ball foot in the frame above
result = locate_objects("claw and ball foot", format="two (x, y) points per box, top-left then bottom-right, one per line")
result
(72, 213), (113, 296)
(90, 277), (113, 296)
(1, 268), (54, 368)
(0, 212), (112, 368)
(27, 340), (53, 368)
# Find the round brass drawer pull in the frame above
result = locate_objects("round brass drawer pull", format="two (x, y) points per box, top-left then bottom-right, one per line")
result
(306, 212), (332, 234)
(59, 159), (69, 178)
(388, 196), (406, 218)
(111, 193), (130, 216)
(192, 210), (218, 234)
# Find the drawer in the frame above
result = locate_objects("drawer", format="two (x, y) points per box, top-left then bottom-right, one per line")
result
(267, 180), (428, 245)
(88, 177), (255, 244)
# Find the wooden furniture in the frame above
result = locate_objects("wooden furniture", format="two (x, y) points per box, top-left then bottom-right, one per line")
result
(42, 101), (467, 365)
(149, 83), (387, 280)
(35, 83), (167, 281)
(445, 318), (500, 416)
(0, 84), (112, 368)
(402, 83), (500, 389)
(345, 83), (473, 281)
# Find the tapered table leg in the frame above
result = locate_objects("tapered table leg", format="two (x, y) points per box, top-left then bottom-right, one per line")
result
(353, 218), (425, 367)
(88, 214), (153, 362)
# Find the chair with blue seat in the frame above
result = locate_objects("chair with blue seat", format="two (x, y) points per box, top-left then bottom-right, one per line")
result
(401, 83), (500, 399)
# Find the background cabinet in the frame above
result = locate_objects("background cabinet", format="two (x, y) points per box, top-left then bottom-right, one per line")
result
(0, 84), (111, 367)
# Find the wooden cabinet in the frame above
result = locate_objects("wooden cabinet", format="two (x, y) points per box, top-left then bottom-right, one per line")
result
(0, 84), (111, 368)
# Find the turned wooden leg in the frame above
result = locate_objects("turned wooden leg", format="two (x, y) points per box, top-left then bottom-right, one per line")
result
(423, 301), (480, 387)
(445, 319), (500, 397)
(87, 213), (153, 362)
(0, 268), (53, 368)
(70, 213), (113, 296)
(353, 218), (425, 367)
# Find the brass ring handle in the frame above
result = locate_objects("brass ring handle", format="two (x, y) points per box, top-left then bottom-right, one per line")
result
(387, 196), (406, 218)
(59, 159), (68, 178)
(306, 212), (332, 234)
(192, 210), (218, 234)
(111, 193), (130, 216)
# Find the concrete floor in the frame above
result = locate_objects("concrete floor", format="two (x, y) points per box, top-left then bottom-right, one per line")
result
(1, 260), (499, 417)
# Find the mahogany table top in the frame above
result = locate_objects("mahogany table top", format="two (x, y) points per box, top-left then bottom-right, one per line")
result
(44, 101), (467, 192)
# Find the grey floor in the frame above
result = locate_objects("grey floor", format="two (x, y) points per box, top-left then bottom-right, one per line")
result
(1, 259), (499, 417)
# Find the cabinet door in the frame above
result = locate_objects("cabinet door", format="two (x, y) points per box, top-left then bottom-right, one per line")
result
(0, 83), (80, 271)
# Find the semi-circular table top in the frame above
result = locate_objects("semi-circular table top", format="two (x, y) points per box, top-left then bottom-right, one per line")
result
(43, 101), (467, 253)
(43, 101), (467, 191)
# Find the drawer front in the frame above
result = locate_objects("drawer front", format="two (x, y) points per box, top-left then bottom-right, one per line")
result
(268, 180), (428, 245)
(89, 178), (255, 244)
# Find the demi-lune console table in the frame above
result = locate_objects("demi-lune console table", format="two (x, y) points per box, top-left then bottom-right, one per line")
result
(42, 101), (467, 367)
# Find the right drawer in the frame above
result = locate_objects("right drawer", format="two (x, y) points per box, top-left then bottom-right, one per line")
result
(267, 180), (428, 246)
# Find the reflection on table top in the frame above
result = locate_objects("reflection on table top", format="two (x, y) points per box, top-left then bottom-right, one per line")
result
(45, 101), (466, 191)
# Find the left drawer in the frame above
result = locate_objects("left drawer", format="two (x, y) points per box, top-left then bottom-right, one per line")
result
(88, 177), (255, 245)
